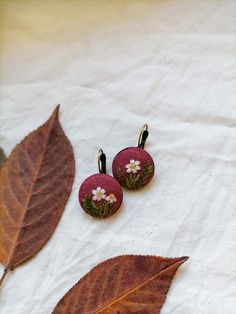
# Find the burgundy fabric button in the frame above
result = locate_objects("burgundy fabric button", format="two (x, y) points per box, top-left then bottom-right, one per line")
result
(79, 173), (123, 218)
(112, 147), (155, 190)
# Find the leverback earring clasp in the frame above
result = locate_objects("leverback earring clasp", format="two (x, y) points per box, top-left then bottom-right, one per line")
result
(98, 149), (106, 174)
(138, 124), (149, 149)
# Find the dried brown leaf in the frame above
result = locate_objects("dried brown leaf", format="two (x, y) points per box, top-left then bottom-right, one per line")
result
(0, 147), (7, 169)
(0, 106), (75, 286)
(53, 255), (188, 314)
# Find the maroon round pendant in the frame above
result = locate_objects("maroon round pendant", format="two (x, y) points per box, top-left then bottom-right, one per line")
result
(112, 147), (155, 190)
(79, 173), (123, 218)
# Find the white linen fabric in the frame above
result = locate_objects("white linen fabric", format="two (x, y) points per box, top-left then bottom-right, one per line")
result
(0, 1), (235, 313)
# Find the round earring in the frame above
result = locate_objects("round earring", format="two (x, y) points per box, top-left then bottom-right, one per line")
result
(112, 124), (155, 190)
(79, 149), (123, 218)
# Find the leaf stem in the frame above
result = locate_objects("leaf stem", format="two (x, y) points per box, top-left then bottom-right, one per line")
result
(0, 268), (10, 287)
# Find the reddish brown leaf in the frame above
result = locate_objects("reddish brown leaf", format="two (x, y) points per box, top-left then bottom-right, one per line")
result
(53, 255), (189, 314)
(0, 147), (7, 169)
(0, 106), (75, 286)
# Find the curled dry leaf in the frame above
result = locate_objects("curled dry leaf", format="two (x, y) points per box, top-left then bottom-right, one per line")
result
(0, 147), (7, 169)
(53, 255), (189, 314)
(0, 106), (75, 286)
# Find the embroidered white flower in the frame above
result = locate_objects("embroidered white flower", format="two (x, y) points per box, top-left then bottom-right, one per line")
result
(106, 193), (117, 203)
(126, 159), (141, 174)
(92, 187), (106, 201)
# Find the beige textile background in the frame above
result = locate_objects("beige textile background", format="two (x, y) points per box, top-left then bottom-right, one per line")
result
(0, 0), (236, 313)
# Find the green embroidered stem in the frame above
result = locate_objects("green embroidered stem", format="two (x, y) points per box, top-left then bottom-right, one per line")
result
(137, 161), (153, 186)
(83, 195), (113, 218)
(117, 161), (153, 189)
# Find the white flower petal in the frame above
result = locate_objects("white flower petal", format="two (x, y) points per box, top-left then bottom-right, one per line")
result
(125, 164), (130, 168)
(127, 168), (132, 173)
(97, 187), (101, 191)
(132, 169), (137, 174)
(101, 189), (106, 194)
(102, 195), (106, 199)
(92, 190), (97, 195)
(135, 161), (140, 165)
(92, 196), (97, 201)
(130, 159), (135, 164)
(136, 165), (141, 170)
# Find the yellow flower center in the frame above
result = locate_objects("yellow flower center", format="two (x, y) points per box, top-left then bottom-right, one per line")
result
(96, 191), (103, 198)
(130, 163), (136, 169)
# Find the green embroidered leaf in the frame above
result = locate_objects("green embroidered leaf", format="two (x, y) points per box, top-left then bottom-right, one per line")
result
(133, 174), (141, 183)
(126, 177), (132, 189)
(138, 161), (153, 187)
(82, 195), (113, 218)
(117, 161), (153, 189)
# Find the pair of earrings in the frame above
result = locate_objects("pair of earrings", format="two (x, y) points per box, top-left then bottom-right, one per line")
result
(78, 125), (155, 218)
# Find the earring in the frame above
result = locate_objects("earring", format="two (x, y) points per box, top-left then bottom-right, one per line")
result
(79, 149), (123, 218)
(112, 124), (155, 190)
